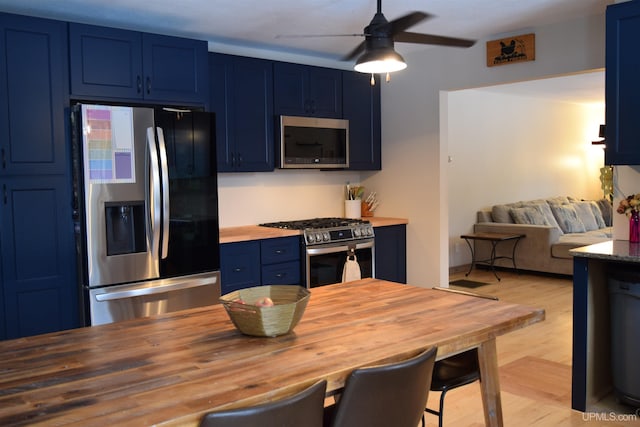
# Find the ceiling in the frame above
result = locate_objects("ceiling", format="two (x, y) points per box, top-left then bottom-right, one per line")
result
(0, 0), (612, 103)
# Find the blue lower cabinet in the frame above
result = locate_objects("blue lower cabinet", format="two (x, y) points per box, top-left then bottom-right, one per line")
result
(0, 176), (78, 339)
(220, 241), (261, 295)
(374, 225), (407, 284)
(220, 236), (303, 294)
(262, 261), (301, 286)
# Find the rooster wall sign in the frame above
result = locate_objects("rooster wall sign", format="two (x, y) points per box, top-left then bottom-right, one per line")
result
(486, 33), (535, 67)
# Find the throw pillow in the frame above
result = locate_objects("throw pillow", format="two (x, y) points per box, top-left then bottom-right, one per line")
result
(510, 207), (549, 225)
(547, 196), (571, 205)
(588, 201), (607, 229)
(492, 203), (521, 223)
(525, 201), (563, 233)
(596, 198), (613, 226)
(573, 201), (600, 231)
(550, 204), (587, 234)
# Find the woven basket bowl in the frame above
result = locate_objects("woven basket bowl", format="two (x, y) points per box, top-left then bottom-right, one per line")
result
(220, 285), (311, 337)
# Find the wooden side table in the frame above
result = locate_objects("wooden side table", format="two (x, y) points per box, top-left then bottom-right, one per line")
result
(461, 232), (525, 281)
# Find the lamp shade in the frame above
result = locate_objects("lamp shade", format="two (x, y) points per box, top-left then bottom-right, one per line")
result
(354, 47), (407, 74)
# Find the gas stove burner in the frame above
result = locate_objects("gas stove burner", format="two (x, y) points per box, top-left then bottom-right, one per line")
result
(260, 217), (374, 246)
(260, 217), (370, 230)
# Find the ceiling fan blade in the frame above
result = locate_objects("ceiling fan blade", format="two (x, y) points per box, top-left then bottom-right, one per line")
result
(342, 41), (366, 61)
(276, 33), (365, 39)
(388, 12), (431, 35)
(394, 31), (476, 47)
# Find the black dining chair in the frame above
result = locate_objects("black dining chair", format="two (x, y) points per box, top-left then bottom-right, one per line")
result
(424, 286), (499, 427)
(199, 379), (327, 427)
(323, 346), (438, 427)
(424, 348), (480, 427)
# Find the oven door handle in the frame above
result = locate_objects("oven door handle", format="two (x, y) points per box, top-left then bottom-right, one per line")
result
(306, 240), (374, 256)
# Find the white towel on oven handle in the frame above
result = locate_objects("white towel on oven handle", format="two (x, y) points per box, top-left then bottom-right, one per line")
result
(342, 253), (362, 283)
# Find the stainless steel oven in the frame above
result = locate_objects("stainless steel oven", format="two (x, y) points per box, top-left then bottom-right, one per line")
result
(260, 218), (375, 288)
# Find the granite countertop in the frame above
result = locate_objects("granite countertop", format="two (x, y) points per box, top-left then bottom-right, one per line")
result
(219, 217), (408, 244)
(570, 240), (640, 263)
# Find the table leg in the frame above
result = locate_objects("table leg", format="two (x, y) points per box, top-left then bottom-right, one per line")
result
(489, 241), (502, 281)
(478, 338), (504, 427)
(463, 238), (475, 277)
(510, 237), (523, 272)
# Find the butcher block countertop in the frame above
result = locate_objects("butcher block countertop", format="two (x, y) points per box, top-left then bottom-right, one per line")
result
(219, 217), (408, 244)
(0, 278), (542, 427)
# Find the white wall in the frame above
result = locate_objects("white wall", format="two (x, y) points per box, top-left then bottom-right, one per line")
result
(363, 13), (607, 287)
(217, 170), (362, 226)
(446, 89), (605, 266)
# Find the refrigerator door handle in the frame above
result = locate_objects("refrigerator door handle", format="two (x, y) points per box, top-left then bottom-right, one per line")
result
(146, 127), (161, 261)
(156, 127), (170, 259)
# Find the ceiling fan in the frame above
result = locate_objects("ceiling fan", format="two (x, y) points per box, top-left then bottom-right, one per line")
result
(280, 0), (476, 77)
(345, 0), (476, 74)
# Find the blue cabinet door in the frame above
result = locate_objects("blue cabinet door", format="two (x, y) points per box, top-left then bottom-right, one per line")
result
(343, 71), (381, 170)
(70, 24), (208, 104)
(142, 33), (208, 104)
(210, 53), (274, 172)
(220, 241), (261, 294)
(605, 1), (640, 165)
(274, 62), (342, 118)
(69, 24), (143, 99)
(374, 225), (407, 283)
(0, 13), (68, 175)
(1, 176), (78, 339)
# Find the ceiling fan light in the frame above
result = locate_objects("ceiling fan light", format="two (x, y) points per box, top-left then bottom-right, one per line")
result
(354, 48), (407, 74)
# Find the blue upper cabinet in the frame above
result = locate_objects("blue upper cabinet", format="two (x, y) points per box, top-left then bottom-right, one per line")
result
(274, 62), (342, 118)
(0, 13), (68, 176)
(605, 1), (640, 165)
(210, 53), (274, 172)
(343, 71), (381, 170)
(70, 23), (208, 105)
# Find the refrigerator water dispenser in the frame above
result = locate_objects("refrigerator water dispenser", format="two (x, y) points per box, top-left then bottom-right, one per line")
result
(105, 201), (146, 255)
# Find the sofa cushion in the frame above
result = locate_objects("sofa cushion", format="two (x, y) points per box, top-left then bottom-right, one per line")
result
(509, 206), (549, 226)
(550, 204), (586, 233)
(573, 201), (600, 231)
(551, 230), (613, 258)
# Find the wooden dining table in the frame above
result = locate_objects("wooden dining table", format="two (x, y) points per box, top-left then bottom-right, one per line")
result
(0, 278), (544, 427)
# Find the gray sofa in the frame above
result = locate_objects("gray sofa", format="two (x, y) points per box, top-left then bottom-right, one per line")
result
(473, 196), (612, 275)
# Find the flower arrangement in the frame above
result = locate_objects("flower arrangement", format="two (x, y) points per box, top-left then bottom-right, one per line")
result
(617, 194), (640, 217)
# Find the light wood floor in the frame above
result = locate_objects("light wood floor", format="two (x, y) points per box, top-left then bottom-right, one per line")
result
(422, 269), (640, 427)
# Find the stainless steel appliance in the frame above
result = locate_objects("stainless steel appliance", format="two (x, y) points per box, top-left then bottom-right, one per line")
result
(279, 116), (349, 169)
(71, 103), (220, 325)
(260, 218), (374, 288)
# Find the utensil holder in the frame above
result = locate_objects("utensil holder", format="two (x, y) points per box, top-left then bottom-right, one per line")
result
(345, 200), (361, 219)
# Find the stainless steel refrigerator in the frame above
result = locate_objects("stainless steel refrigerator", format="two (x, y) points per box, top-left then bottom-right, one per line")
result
(71, 103), (220, 325)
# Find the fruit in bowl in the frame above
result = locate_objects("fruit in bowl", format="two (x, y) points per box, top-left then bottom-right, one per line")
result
(255, 297), (274, 307)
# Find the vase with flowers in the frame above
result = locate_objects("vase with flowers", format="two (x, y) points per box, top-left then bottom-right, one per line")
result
(617, 193), (640, 243)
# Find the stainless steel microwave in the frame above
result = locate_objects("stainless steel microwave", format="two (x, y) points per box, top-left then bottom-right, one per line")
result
(279, 116), (349, 169)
